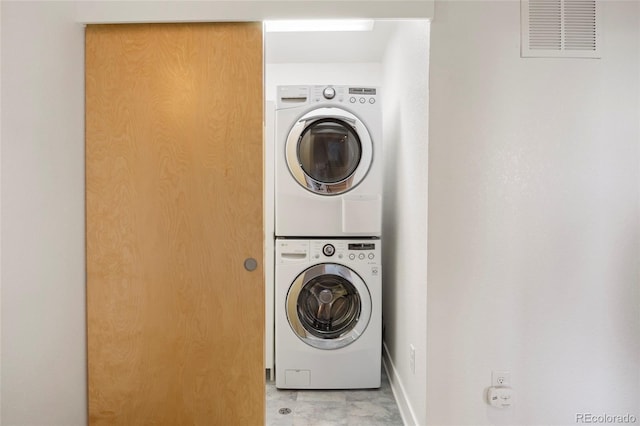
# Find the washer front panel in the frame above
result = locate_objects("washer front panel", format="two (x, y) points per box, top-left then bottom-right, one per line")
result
(286, 263), (372, 350)
(285, 108), (373, 195)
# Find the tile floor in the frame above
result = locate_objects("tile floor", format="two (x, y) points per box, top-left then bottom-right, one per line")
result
(266, 368), (403, 426)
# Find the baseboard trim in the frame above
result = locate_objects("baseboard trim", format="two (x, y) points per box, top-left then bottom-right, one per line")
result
(382, 342), (419, 426)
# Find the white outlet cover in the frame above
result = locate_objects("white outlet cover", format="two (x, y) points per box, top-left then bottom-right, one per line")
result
(487, 386), (513, 408)
(492, 370), (511, 387)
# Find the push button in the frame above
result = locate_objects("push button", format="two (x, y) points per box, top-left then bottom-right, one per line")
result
(368, 253), (375, 259)
(358, 253), (365, 260)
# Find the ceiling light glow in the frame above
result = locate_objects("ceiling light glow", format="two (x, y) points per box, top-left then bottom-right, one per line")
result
(264, 19), (375, 33)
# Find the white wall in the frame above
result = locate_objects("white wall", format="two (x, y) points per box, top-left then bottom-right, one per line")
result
(1, 2), (86, 425)
(381, 21), (430, 426)
(427, 1), (640, 425)
(0, 3), (3, 422)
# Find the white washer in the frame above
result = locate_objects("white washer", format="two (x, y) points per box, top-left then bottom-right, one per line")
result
(275, 238), (381, 389)
(275, 85), (383, 237)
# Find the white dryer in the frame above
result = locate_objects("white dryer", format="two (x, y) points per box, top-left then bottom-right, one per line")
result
(275, 238), (381, 389)
(275, 85), (382, 237)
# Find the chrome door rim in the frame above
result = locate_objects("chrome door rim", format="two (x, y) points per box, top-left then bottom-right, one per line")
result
(286, 263), (372, 350)
(285, 108), (373, 195)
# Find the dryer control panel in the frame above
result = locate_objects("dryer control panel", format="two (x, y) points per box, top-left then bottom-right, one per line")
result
(277, 85), (379, 109)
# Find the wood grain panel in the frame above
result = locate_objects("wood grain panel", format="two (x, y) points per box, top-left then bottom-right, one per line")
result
(86, 23), (264, 425)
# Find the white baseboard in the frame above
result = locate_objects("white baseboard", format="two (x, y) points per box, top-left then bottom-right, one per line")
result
(382, 341), (419, 426)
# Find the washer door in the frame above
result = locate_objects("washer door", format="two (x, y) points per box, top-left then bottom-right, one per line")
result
(285, 108), (373, 195)
(286, 263), (372, 350)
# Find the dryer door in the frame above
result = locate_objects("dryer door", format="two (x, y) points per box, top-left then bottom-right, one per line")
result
(286, 263), (372, 350)
(285, 108), (373, 195)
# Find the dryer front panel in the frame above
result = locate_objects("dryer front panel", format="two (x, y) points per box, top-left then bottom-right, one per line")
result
(285, 108), (373, 195)
(286, 263), (372, 350)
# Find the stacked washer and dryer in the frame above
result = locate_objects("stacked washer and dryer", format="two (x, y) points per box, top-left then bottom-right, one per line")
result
(274, 85), (383, 389)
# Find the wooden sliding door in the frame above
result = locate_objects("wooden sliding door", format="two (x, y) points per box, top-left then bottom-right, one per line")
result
(86, 23), (264, 425)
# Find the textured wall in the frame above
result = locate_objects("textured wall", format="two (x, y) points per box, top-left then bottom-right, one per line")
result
(381, 20), (430, 426)
(427, 1), (640, 424)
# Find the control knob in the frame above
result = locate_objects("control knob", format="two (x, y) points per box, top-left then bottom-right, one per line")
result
(322, 244), (335, 257)
(323, 87), (336, 100)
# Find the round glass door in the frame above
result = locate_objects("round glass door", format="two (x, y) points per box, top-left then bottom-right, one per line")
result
(286, 108), (373, 195)
(286, 263), (372, 350)
(298, 118), (361, 185)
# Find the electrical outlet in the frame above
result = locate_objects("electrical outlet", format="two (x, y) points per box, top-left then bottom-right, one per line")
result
(492, 370), (511, 387)
(409, 345), (416, 374)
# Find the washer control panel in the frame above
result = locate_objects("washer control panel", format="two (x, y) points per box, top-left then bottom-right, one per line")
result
(311, 86), (377, 106)
(310, 240), (379, 264)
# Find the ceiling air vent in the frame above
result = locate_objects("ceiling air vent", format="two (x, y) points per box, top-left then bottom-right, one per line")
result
(521, 0), (601, 58)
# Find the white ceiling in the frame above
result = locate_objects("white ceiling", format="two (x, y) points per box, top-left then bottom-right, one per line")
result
(265, 20), (401, 64)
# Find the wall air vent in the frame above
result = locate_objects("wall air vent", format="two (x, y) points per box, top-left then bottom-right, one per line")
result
(521, 0), (601, 58)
